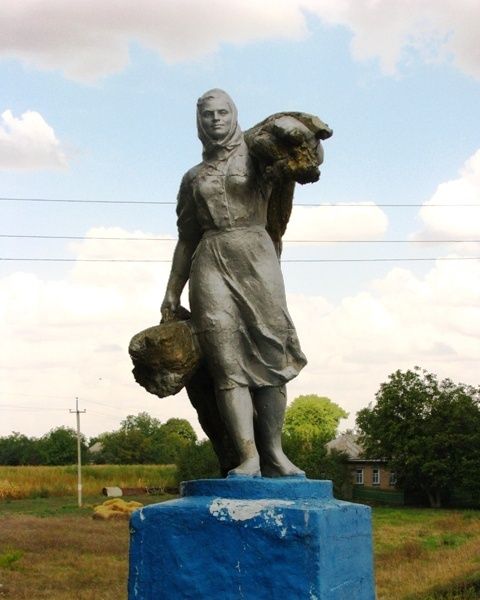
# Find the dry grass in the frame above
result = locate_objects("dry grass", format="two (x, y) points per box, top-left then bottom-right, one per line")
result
(374, 508), (480, 600)
(0, 464), (177, 500)
(0, 513), (130, 599)
(1, 502), (479, 599)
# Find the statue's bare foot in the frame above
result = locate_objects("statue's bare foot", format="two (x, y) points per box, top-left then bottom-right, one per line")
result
(260, 451), (305, 478)
(227, 457), (261, 477)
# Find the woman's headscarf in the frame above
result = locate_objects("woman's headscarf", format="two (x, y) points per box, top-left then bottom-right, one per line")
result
(196, 89), (243, 158)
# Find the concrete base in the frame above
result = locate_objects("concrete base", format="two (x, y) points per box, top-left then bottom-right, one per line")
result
(129, 478), (375, 599)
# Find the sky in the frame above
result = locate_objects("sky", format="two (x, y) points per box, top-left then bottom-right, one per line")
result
(1, 0), (480, 441)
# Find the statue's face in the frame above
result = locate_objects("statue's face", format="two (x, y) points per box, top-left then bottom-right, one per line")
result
(199, 98), (234, 140)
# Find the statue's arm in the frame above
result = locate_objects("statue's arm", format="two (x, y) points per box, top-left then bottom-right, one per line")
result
(160, 169), (200, 322)
(161, 239), (197, 322)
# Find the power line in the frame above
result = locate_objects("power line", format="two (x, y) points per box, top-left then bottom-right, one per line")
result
(0, 395), (141, 417)
(88, 409), (121, 418)
(1, 392), (73, 400)
(83, 399), (118, 409)
(1, 196), (479, 208)
(82, 400), (123, 417)
(0, 394), (123, 418)
(287, 240), (480, 244)
(1, 234), (479, 244)
(293, 204), (479, 208)
(282, 257), (480, 263)
(0, 234), (172, 242)
(1, 197), (174, 205)
(0, 257), (170, 263)
(83, 397), (173, 415)
(0, 404), (67, 411)
(1, 256), (479, 264)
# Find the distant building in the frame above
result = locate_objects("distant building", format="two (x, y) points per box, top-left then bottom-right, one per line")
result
(327, 433), (404, 505)
(88, 441), (103, 454)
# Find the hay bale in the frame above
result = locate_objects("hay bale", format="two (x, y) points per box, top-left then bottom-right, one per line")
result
(92, 498), (143, 520)
(92, 507), (120, 520)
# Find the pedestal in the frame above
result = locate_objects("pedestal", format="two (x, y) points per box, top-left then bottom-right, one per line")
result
(129, 478), (375, 599)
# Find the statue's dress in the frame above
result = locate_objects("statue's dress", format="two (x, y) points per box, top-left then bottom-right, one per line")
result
(177, 138), (307, 391)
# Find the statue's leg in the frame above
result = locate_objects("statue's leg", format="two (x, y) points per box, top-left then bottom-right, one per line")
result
(215, 386), (261, 477)
(252, 386), (305, 478)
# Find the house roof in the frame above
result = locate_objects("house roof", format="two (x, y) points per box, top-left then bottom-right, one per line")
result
(326, 432), (363, 459)
(88, 441), (103, 453)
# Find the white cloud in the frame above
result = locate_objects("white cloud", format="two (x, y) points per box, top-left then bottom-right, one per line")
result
(0, 227), (191, 438)
(287, 258), (480, 427)
(2, 226), (479, 437)
(284, 202), (388, 243)
(413, 149), (480, 246)
(305, 0), (480, 79)
(1, 1), (478, 82)
(0, 0), (307, 82)
(0, 109), (68, 170)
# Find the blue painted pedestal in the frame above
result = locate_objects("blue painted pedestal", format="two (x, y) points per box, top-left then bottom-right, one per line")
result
(129, 478), (375, 599)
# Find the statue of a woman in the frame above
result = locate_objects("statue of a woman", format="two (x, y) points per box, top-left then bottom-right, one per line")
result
(159, 89), (331, 477)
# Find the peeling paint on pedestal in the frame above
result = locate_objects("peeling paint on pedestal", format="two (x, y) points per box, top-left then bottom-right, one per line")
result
(209, 498), (293, 531)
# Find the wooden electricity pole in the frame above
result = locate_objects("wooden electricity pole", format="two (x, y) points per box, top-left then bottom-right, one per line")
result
(70, 397), (86, 507)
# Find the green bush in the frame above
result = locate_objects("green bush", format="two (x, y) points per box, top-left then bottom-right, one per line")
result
(175, 440), (220, 484)
(0, 549), (23, 570)
(283, 434), (351, 499)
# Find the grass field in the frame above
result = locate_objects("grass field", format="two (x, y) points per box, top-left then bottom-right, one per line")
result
(0, 464), (177, 499)
(373, 507), (480, 599)
(0, 495), (155, 600)
(0, 467), (479, 599)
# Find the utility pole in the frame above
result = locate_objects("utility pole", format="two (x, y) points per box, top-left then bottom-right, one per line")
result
(70, 397), (86, 508)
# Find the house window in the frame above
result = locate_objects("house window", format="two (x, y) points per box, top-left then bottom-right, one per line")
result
(389, 472), (397, 486)
(355, 468), (364, 485)
(372, 468), (380, 486)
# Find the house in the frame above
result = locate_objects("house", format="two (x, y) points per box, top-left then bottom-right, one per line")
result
(327, 433), (404, 505)
(87, 441), (104, 463)
(88, 441), (103, 454)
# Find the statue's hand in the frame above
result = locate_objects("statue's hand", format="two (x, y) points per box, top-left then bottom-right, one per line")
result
(270, 115), (315, 147)
(161, 291), (180, 323)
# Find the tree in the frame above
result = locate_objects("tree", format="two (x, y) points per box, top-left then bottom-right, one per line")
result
(121, 412), (162, 436)
(356, 367), (480, 508)
(0, 432), (42, 465)
(282, 395), (349, 488)
(96, 413), (162, 464)
(155, 418), (197, 464)
(175, 440), (220, 483)
(39, 427), (86, 465)
(93, 413), (197, 464)
(160, 418), (197, 444)
(283, 395), (348, 447)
